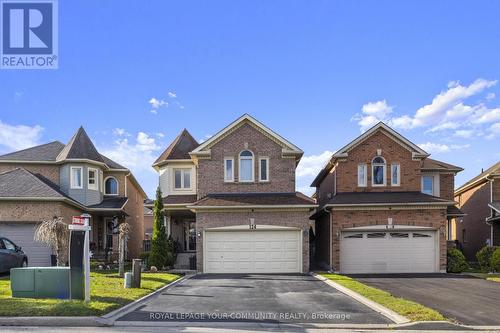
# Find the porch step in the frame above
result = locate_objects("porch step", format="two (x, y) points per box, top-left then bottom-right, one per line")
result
(174, 253), (195, 270)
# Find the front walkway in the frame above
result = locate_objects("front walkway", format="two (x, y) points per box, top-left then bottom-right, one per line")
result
(116, 274), (391, 325)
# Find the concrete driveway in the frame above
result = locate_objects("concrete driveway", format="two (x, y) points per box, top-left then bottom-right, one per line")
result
(352, 273), (500, 326)
(117, 274), (391, 325)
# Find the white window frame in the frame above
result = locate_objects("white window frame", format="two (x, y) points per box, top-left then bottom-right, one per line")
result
(391, 163), (400, 186)
(421, 174), (439, 196)
(238, 150), (254, 182)
(104, 176), (119, 196)
(357, 163), (367, 187)
(259, 157), (269, 182)
(88, 167), (98, 190)
(70, 166), (83, 189)
(173, 168), (192, 190)
(371, 156), (387, 187)
(224, 157), (234, 182)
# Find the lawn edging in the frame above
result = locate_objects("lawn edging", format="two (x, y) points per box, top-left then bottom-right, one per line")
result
(102, 273), (193, 323)
(312, 273), (410, 324)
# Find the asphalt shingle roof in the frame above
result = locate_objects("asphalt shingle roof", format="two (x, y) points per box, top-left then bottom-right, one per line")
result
(57, 127), (104, 163)
(0, 168), (67, 198)
(0, 141), (65, 161)
(154, 129), (199, 164)
(421, 158), (463, 172)
(87, 196), (128, 209)
(457, 162), (500, 191)
(322, 192), (452, 205)
(191, 192), (316, 207)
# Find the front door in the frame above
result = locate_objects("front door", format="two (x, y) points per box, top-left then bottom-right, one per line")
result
(184, 221), (196, 252)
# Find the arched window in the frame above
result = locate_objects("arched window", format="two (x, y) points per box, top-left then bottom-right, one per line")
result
(104, 177), (119, 195)
(371, 156), (386, 186)
(239, 150), (254, 182)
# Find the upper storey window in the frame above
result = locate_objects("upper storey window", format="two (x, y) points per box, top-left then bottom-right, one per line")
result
(239, 150), (254, 182)
(371, 156), (386, 186)
(224, 158), (234, 182)
(422, 175), (434, 195)
(105, 177), (118, 195)
(391, 164), (400, 186)
(88, 168), (98, 191)
(358, 164), (367, 187)
(174, 168), (191, 189)
(70, 167), (83, 189)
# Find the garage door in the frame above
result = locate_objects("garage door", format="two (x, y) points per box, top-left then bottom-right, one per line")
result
(0, 223), (52, 267)
(340, 230), (437, 274)
(204, 230), (302, 273)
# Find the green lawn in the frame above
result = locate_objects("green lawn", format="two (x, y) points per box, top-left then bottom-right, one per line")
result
(0, 271), (180, 316)
(320, 273), (445, 322)
(487, 277), (500, 282)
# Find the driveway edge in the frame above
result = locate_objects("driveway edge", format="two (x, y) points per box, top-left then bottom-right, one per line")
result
(311, 272), (410, 324)
(102, 273), (193, 323)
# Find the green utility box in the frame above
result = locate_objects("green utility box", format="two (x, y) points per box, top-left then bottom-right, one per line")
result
(11, 267), (70, 299)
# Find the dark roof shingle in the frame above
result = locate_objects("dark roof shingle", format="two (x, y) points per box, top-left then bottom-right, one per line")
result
(154, 129), (199, 164)
(322, 192), (453, 206)
(87, 196), (128, 209)
(0, 168), (67, 198)
(163, 195), (198, 205)
(0, 141), (65, 161)
(191, 192), (316, 207)
(422, 158), (463, 172)
(457, 162), (500, 191)
(57, 127), (104, 163)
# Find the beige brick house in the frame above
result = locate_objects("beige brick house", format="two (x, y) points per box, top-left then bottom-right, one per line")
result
(453, 162), (500, 261)
(151, 114), (317, 273)
(310, 122), (463, 273)
(0, 127), (146, 266)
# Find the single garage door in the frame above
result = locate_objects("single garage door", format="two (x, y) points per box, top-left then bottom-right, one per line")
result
(340, 230), (437, 274)
(0, 223), (52, 267)
(204, 230), (302, 273)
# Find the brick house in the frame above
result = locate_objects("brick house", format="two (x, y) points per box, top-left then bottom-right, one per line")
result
(310, 122), (463, 273)
(453, 162), (500, 261)
(0, 127), (146, 266)
(151, 114), (317, 273)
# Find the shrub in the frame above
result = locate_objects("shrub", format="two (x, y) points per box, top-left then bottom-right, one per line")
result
(139, 251), (150, 268)
(476, 246), (495, 272)
(149, 186), (169, 268)
(447, 248), (469, 273)
(491, 248), (500, 272)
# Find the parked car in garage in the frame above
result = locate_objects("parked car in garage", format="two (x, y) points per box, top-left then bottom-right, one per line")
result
(0, 237), (28, 273)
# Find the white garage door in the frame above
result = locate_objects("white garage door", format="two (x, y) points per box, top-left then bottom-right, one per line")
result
(340, 230), (437, 274)
(0, 223), (52, 267)
(204, 230), (302, 273)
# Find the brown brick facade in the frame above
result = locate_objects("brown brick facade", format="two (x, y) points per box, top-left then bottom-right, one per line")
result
(455, 182), (492, 261)
(195, 210), (312, 273)
(328, 208), (448, 271)
(197, 123), (296, 198)
(0, 164), (60, 185)
(335, 131), (422, 193)
(124, 176), (145, 259)
(440, 173), (455, 200)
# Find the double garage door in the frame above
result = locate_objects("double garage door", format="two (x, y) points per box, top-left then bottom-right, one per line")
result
(204, 230), (302, 273)
(340, 230), (438, 274)
(0, 223), (52, 267)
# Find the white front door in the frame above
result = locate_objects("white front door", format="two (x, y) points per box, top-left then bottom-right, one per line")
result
(204, 229), (302, 273)
(340, 230), (438, 273)
(0, 223), (52, 267)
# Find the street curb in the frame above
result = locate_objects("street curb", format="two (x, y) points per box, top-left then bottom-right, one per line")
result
(311, 272), (410, 324)
(103, 273), (193, 323)
(0, 316), (111, 327)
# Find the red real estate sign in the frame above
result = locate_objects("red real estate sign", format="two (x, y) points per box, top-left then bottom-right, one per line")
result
(72, 216), (86, 225)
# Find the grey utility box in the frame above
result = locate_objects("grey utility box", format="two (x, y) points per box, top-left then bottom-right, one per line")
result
(11, 267), (70, 299)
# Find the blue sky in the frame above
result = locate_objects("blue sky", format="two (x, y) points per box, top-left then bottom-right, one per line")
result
(1, 1), (499, 197)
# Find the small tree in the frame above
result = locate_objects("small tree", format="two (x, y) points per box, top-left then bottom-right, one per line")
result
(118, 222), (130, 277)
(34, 217), (69, 266)
(149, 186), (168, 269)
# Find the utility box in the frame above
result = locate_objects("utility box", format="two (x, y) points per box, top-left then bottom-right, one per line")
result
(10, 268), (35, 298)
(34, 267), (70, 299)
(11, 267), (70, 299)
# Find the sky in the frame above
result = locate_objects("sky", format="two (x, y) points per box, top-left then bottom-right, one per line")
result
(1, 1), (499, 198)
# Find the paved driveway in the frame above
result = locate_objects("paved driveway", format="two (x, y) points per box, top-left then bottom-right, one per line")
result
(117, 274), (391, 325)
(352, 273), (500, 326)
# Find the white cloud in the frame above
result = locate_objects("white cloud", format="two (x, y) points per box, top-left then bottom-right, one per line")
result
(149, 97), (168, 109)
(418, 142), (470, 154)
(486, 122), (500, 139)
(168, 92), (177, 98)
(453, 129), (474, 138)
(156, 132), (165, 138)
(295, 150), (334, 196)
(100, 132), (161, 174)
(112, 128), (129, 136)
(354, 100), (393, 132)
(487, 92), (496, 100)
(0, 120), (43, 152)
